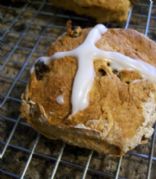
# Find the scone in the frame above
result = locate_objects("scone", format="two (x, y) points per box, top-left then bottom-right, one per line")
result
(50, 0), (134, 22)
(21, 24), (156, 155)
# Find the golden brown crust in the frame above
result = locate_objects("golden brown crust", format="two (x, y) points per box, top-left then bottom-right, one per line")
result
(21, 27), (156, 155)
(50, 0), (132, 22)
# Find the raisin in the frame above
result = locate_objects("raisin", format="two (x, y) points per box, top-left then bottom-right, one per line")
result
(35, 61), (49, 80)
(98, 68), (107, 76)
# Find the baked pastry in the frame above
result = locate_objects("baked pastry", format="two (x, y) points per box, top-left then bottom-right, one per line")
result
(21, 24), (156, 155)
(50, 0), (133, 22)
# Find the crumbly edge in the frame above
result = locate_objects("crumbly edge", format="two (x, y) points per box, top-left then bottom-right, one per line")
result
(21, 101), (122, 155)
(21, 89), (156, 155)
(122, 92), (156, 152)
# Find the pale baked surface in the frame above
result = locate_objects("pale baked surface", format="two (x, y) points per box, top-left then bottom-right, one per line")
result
(21, 27), (156, 155)
(50, 0), (132, 22)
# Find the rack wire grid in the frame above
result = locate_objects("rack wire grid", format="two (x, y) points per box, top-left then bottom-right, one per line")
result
(0, 0), (156, 178)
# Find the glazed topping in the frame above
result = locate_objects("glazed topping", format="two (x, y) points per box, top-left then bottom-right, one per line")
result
(33, 24), (156, 115)
(56, 95), (64, 105)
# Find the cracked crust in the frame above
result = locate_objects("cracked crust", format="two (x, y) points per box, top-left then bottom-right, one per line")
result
(21, 27), (156, 155)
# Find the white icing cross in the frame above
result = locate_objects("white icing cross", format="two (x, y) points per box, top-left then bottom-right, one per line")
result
(33, 24), (156, 115)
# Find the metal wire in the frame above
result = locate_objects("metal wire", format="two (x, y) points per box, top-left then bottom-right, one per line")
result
(50, 143), (65, 179)
(145, 0), (153, 36)
(0, 2), (46, 71)
(0, 117), (20, 159)
(0, 3), (29, 41)
(115, 156), (123, 179)
(0, 0), (47, 107)
(20, 134), (40, 179)
(0, 0), (156, 179)
(81, 150), (94, 179)
(124, 8), (133, 29)
(147, 125), (156, 179)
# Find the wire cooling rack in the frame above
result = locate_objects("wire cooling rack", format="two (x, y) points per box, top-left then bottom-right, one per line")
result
(0, 0), (156, 178)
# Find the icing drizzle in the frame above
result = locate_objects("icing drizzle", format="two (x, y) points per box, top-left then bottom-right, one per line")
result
(33, 24), (156, 115)
(56, 95), (64, 105)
